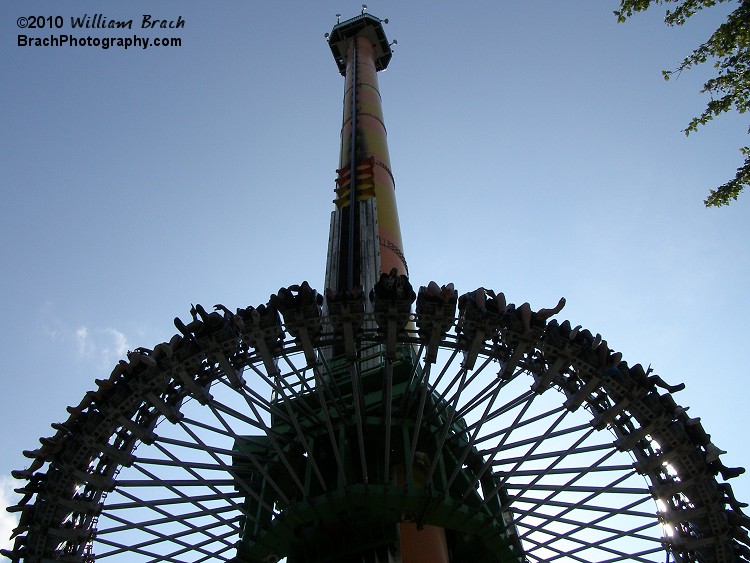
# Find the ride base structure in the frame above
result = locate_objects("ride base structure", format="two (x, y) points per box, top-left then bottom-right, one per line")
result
(5, 11), (750, 563)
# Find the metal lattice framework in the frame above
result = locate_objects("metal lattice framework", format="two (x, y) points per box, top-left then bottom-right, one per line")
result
(4, 283), (749, 562)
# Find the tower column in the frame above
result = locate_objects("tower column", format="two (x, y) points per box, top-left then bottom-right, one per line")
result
(319, 13), (450, 563)
(325, 14), (407, 302)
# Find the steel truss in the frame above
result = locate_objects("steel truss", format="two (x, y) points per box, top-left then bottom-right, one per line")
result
(4, 284), (748, 562)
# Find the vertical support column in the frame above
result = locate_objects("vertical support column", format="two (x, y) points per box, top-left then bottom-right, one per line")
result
(346, 35), (359, 294)
(325, 15), (407, 306)
(318, 14), (451, 563)
(339, 35), (406, 279)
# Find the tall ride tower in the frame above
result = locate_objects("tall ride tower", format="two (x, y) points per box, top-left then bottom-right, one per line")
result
(232, 13), (523, 563)
(324, 12), (406, 303)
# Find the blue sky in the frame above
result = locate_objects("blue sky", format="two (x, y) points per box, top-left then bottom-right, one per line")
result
(1, 0), (748, 551)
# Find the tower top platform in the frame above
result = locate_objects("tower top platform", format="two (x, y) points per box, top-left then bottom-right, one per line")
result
(327, 13), (392, 75)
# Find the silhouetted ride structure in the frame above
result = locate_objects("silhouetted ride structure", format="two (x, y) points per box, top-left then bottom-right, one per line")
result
(5, 11), (749, 563)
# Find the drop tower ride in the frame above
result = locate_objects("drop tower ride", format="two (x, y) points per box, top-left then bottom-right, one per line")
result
(324, 12), (406, 304)
(6, 10), (748, 563)
(232, 12), (523, 563)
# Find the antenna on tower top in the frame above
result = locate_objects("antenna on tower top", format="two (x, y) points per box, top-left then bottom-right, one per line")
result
(336, 13), (341, 23)
(361, 4), (367, 14)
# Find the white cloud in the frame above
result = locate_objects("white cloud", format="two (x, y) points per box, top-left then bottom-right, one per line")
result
(75, 326), (93, 358)
(74, 326), (131, 369)
(41, 309), (131, 370)
(98, 328), (130, 366)
(0, 476), (20, 551)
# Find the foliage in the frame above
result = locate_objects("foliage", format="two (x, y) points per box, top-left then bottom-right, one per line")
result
(616, 0), (750, 206)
